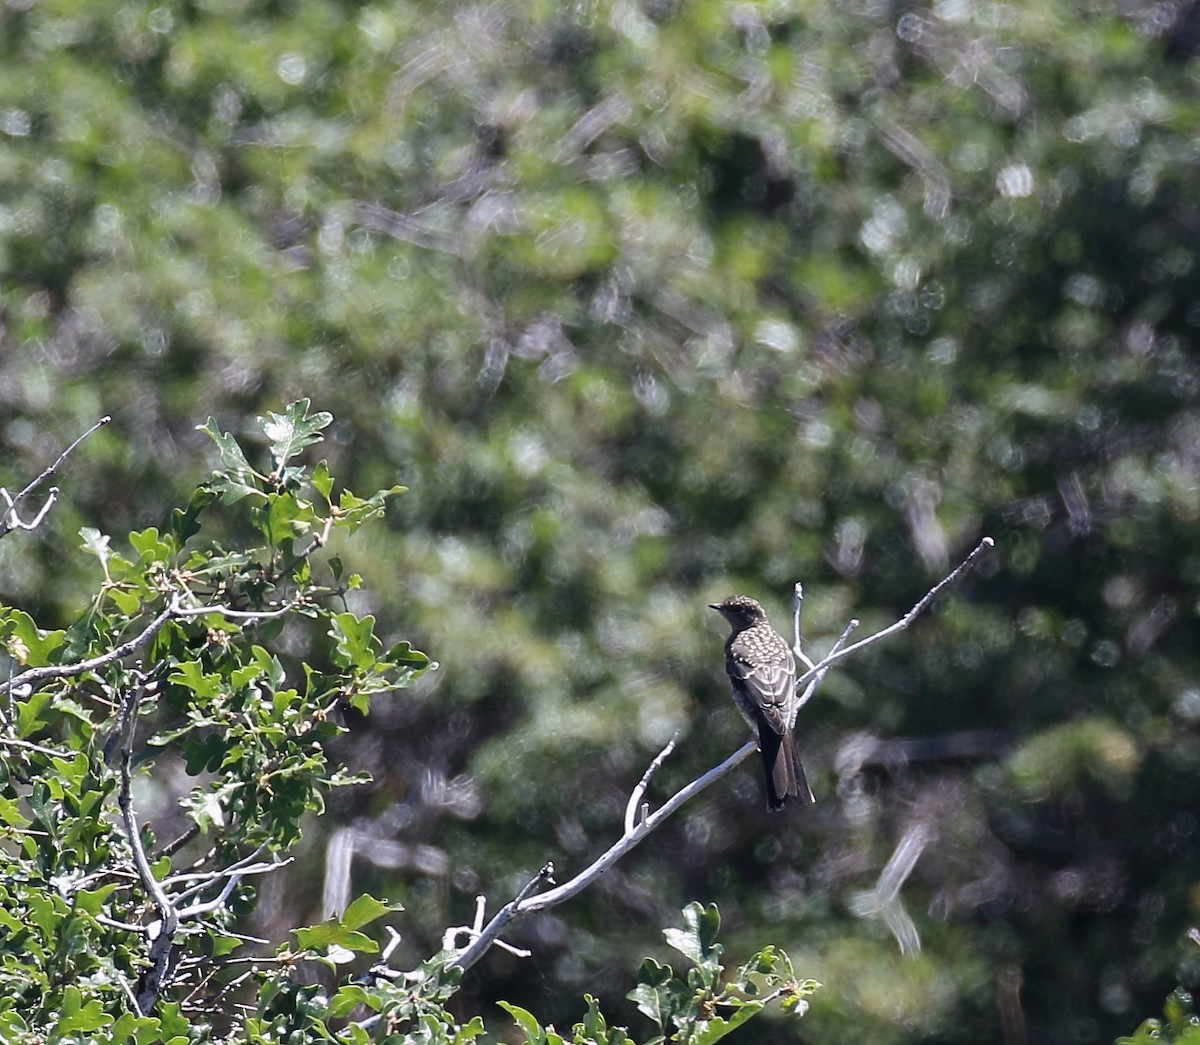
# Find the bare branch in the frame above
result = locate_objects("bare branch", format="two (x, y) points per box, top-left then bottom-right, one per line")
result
(792, 582), (814, 670)
(163, 844), (273, 892)
(513, 863), (556, 905)
(848, 822), (935, 955)
(381, 926), (403, 962)
(107, 670), (275, 1012)
(794, 616), (859, 720)
(2, 588), (309, 704)
(170, 861), (289, 907)
(624, 732), (679, 835)
(177, 872), (248, 920)
(448, 741), (757, 973)
(170, 600), (301, 622)
(276, 514), (335, 579)
(1, 603), (174, 699)
(116, 683), (179, 1014)
(0, 416), (111, 539)
(0, 736), (75, 759)
(795, 537), (993, 691)
(154, 825), (201, 860)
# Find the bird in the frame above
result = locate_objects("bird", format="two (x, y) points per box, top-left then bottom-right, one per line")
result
(709, 594), (814, 811)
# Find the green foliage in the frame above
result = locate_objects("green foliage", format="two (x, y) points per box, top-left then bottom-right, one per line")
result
(0, 402), (424, 1040)
(0, 403), (808, 1045)
(500, 903), (814, 1045)
(1119, 989), (1200, 1045)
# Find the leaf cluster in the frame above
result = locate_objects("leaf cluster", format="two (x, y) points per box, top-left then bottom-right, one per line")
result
(501, 903), (816, 1045)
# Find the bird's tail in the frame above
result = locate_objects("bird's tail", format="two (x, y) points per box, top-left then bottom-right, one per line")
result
(760, 726), (815, 811)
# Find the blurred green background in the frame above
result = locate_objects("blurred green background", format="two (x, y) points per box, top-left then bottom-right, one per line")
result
(4, 0), (1200, 1040)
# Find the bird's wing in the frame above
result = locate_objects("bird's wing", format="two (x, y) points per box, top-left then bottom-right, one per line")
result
(727, 651), (795, 736)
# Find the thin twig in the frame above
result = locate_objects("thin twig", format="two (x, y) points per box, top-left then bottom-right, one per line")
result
(0, 416), (111, 538)
(177, 873), (247, 919)
(624, 732), (679, 835)
(115, 971), (143, 1018)
(0, 736), (75, 759)
(97, 913), (151, 934)
(2, 654), (14, 727)
(170, 601), (300, 622)
(381, 926), (403, 962)
(153, 824), (200, 860)
(792, 582), (814, 670)
(170, 858), (289, 905)
(794, 617), (858, 719)
(1, 587), (312, 702)
(163, 844), (271, 890)
(795, 537), (993, 690)
(274, 515), (334, 580)
(116, 683), (179, 1014)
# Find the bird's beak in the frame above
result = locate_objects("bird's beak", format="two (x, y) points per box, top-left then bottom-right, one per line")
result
(708, 603), (721, 611)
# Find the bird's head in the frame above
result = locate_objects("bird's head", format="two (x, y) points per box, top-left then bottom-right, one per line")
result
(708, 594), (769, 631)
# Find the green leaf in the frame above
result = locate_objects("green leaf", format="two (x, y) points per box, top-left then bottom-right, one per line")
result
(79, 526), (113, 568)
(576, 995), (612, 1043)
(1, 608), (65, 666)
(452, 1016), (487, 1044)
(311, 459), (334, 501)
(333, 485), (407, 529)
(385, 639), (431, 669)
(128, 526), (175, 564)
(692, 1003), (762, 1045)
(341, 892), (401, 931)
(17, 689), (53, 738)
(329, 613), (381, 670)
(0, 794), (31, 829)
(169, 661), (225, 701)
(53, 984), (113, 1034)
(664, 903), (722, 975)
(498, 1002), (548, 1044)
(292, 924), (377, 955)
(328, 984), (377, 1019)
(73, 882), (121, 916)
(629, 958), (677, 1030)
(290, 897), (398, 956)
(107, 587), (143, 615)
(197, 418), (264, 502)
(257, 492), (317, 546)
(258, 398), (332, 467)
(211, 934), (242, 958)
(170, 485), (217, 544)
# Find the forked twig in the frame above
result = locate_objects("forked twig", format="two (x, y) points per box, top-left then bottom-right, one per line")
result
(0, 416), (110, 539)
(795, 537), (993, 690)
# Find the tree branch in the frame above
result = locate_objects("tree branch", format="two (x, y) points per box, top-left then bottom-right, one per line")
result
(795, 537), (993, 690)
(1, 603), (175, 700)
(447, 740), (757, 973)
(116, 681), (179, 1015)
(0, 415), (110, 539)
(2, 590), (310, 704)
(624, 731), (679, 835)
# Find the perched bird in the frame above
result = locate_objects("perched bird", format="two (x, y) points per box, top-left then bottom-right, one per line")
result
(709, 594), (814, 811)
